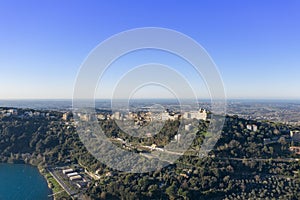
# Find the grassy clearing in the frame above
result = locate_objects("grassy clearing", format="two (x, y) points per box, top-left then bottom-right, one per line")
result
(39, 167), (70, 199)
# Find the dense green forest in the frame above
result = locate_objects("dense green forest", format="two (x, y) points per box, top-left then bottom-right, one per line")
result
(0, 107), (299, 200)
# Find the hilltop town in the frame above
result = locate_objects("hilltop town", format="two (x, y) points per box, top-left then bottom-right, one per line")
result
(0, 106), (300, 199)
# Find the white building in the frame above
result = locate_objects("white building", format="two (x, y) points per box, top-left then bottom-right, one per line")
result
(67, 172), (79, 177)
(252, 125), (258, 132)
(183, 112), (191, 119)
(63, 168), (73, 174)
(185, 124), (193, 131)
(161, 112), (170, 120)
(246, 125), (252, 130)
(174, 134), (181, 142)
(184, 109), (207, 120)
(70, 175), (82, 181)
(7, 109), (18, 115)
(113, 112), (121, 120)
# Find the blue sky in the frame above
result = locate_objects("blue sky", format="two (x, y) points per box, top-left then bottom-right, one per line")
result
(0, 0), (299, 99)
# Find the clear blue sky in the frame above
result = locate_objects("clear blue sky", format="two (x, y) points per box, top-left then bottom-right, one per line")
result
(0, 0), (299, 99)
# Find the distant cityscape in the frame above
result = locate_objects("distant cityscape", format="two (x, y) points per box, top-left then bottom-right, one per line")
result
(2, 99), (300, 124)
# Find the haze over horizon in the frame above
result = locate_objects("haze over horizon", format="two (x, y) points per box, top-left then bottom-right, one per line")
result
(1, 1), (299, 100)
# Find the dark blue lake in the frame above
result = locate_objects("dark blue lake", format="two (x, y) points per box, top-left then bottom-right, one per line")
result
(0, 164), (51, 200)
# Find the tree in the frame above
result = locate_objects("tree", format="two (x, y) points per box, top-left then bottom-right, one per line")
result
(166, 183), (177, 199)
(278, 137), (287, 151)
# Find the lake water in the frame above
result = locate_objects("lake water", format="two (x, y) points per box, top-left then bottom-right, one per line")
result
(0, 164), (51, 200)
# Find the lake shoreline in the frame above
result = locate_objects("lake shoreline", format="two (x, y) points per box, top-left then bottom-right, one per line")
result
(37, 166), (55, 200)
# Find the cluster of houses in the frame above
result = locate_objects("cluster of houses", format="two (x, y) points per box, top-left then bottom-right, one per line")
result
(75, 109), (207, 124)
(0, 108), (18, 117)
(0, 108), (59, 119)
(261, 129), (300, 155)
(263, 131), (299, 145)
(62, 168), (87, 188)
